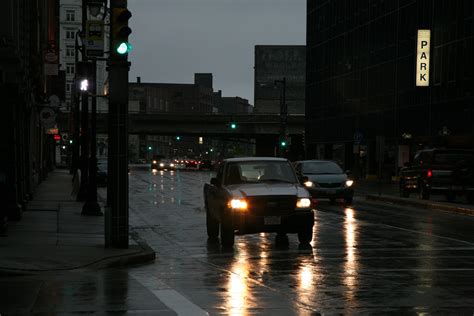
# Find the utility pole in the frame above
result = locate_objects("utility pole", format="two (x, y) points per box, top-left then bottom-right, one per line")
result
(107, 0), (131, 248)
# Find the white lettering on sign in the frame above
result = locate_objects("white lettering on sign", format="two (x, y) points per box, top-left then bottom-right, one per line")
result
(416, 29), (431, 87)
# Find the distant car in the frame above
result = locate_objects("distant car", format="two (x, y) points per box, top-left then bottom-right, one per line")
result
(151, 158), (175, 171)
(199, 160), (213, 170)
(294, 160), (354, 204)
(97, 158), (108, 187)
(203, 157), (315, 247)
(185, 159), (199, 170)
(399, 148), (474, 203)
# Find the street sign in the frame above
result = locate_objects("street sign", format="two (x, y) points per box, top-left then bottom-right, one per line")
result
(44, 48), (59, 76)
(85, 20), (105, 57)
(39, 107), (56, 126)
(416, 29), (431, 87)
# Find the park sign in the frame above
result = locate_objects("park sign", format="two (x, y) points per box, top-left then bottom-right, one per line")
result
(416, 29), (431, 87)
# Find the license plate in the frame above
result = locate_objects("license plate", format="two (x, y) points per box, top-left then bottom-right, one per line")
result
(264, 216), (281, 225)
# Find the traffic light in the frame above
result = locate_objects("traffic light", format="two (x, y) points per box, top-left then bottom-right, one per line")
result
(111, 8), (132, 57)
(280, 140), (287, 147)
(230, 122), (237, 129)
(176, 136), (181, 141)
(147, 146), (152, 151)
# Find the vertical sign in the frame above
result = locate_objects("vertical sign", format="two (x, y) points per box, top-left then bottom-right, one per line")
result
(86, 20), (105, 57)
(416, 29), (431, 87)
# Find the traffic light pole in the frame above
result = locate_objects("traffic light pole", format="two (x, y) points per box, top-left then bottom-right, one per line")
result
(107, 0), (130, 248)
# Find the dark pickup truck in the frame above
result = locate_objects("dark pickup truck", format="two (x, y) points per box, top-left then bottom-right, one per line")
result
(399, 148), (474, 203)
(203, 157), (315, 247)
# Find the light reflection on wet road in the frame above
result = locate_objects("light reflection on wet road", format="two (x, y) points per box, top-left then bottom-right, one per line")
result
(2, 168), (474, 314)
(126, 168), (474, 314)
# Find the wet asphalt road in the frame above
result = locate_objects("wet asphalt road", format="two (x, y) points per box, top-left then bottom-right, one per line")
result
(2, 168), (474, 315)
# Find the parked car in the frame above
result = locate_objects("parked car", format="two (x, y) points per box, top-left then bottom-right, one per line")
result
(203, 157), (315, 247)
(293, 160), (354, 204)
(399, 148), (474, 203)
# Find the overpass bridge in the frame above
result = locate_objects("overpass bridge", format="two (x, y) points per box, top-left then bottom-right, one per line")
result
(58, 112), (305, 136)
(57, 112), (306, 157)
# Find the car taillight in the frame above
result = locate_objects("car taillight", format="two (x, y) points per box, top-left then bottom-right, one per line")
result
(427, 169), (432, 178)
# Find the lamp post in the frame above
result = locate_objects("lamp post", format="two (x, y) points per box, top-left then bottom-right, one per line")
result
(275, 77), (287, 157)
(81, 0), (106, 215)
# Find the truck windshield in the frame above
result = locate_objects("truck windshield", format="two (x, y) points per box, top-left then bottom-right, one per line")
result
(225, 161), (298, 185)
(433, 152), (474, 164)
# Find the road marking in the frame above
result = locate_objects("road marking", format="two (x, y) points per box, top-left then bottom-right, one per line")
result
(152, 289), (208, 316)
(131, 272), (208, 316)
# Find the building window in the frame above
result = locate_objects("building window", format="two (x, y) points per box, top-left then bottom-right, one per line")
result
(66, 10), (75, 22)
(66, 64), (75, 74)
(66, 81), (73, 92)
(66, 46), (75, 57)
(66, 30), (76, 40)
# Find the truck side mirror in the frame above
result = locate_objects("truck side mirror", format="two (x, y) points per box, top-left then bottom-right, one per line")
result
(210, 177), (219, 186)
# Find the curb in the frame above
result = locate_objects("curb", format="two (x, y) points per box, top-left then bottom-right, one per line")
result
(0, 237), (155, 276)
(366, 194), (474, 216)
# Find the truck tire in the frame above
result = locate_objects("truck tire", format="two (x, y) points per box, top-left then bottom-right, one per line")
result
(418, 182), (430, 200)
(297, 226), (313, 244)
(206, 207), (219, 239)
(220, 215), (234, 247)
(400, 181), (410, 198)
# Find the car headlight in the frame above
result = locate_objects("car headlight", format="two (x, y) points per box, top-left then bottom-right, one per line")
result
(304, 181), (314, 187)
(170, 163), (175, 167)
(159, 163), (165, 167)
(345, 180), (354, 187)
(228, 199), (248, 211)
(296, 198), (311, 208)
(153, 160), (157, 164)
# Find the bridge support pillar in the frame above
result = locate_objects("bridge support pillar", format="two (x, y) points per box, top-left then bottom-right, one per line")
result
(255, 135), (278, 157)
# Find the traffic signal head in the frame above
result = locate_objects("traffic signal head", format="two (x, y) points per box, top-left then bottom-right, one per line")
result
(112, 8), (132, 57)
(147, 146), (152, 150)
(230, 123), (237, 129)
(176, 136), (181, 141)
(280, 140), (287, 147)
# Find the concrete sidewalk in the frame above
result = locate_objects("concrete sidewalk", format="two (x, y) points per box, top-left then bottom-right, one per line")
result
(0, 169), (154, 275)
(356, 179), (474, 216)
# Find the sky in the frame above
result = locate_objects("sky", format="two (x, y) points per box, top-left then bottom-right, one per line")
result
(128, 0), (306, 103)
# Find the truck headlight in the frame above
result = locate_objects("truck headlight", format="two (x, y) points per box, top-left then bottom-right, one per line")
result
(296, 198), (311, 208)
(228, 199), (248, 211)
(345, 180), (354, 187)
(304, 181), (314, 187)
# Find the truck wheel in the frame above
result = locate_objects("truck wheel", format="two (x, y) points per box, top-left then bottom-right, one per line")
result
(446, 191), (456, 202)
(206, 207), (219, 239)
(220, 216), (234, 247)
(468, 193), (474, 204)
(418, 182), (430, 200)
(400, 182), (410, 198)
(297, 226), (313, 244)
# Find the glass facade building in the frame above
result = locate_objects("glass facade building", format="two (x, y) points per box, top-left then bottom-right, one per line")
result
(306, 0), (474, 178)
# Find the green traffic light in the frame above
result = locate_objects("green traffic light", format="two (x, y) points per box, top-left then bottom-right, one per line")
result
(230, 123), (236, 129)
(176, 136), (181, 141)
(281, 141), (286, 147)
(148, 146), (152, 150)
(116, 42), (132, 55)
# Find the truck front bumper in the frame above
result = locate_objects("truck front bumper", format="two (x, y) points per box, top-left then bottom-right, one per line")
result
(231, 209), (315, 235)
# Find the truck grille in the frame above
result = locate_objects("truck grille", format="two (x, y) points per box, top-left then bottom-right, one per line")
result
(317, 182), (342, 188)
(247, 195), (296, 216)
